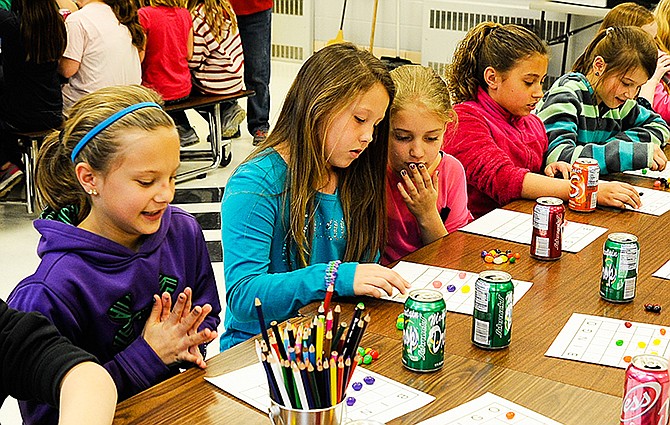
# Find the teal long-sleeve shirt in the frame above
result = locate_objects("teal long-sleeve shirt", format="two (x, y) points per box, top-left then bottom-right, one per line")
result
(535, 73), (669, 174)
(220, 149), (358, 351)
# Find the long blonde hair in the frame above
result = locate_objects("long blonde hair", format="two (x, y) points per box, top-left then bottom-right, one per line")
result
(36, 85), (174, 222)
(656, 0), (670, 53)
(252, 43), (395, 267)
(449, 22), (547, 104)
(187, 0), (237, 39)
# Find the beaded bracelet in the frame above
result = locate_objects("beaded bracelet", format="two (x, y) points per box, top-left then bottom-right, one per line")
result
(325, 260), (341, 289)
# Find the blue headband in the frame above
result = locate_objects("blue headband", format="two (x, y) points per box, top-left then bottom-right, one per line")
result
(70, 101), (162, 162)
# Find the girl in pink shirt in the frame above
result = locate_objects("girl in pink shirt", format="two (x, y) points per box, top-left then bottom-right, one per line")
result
(382, 65), (472, 265)
(444, 22), (639, 218)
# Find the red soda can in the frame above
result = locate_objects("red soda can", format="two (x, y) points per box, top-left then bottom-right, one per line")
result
(621, 354), (670, 425)
(569, 158), (599, 212)
(530, 197), (564, 261)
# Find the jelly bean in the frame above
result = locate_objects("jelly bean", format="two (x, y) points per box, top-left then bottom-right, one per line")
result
(654, 180), (662, 189)
(499, 255), (508, 263)
(623, 355), (632, 363)
(638, 341), (647, 349)
(461, 285), (471, 293)
(514, 253), (521, 259)
(458, 272), (467, 279)
(370, 349), (379, 360)
(352, 382), (363, 391)
(662, 328), (667, 336)
(364, 376), (375, 385)
(642, 168), (648, 175)
(506, 412), (515, 419)
(432, 280), (443, 288)
(481, 250), (488, 258)
(625, 321), (632, 328)
(484, 255), (494, 263)
(357, 347), (366, 356)
(493, 256), (504, 265)
(363, 354), (373, 365)
(615, 340), (624, 346)
(446, 284), (456, 292)
(488, 250), (497, 257)
(346, 397), (357, 406)
(509, 257), (516, 264)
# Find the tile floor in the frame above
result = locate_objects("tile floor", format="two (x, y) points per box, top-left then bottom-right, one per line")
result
(0, 60), (301, 424)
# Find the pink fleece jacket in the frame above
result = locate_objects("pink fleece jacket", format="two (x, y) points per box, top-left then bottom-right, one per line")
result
(443, 87), (548, 218)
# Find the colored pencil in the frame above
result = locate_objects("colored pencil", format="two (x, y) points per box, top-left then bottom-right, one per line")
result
(291, 361), (309, 409)
(324, 329), (332, 358)
(268, 353), (291, 406)
(254, 298), (271, 351)
(307, 362), (322, 408)
(329, 357), (338, 406)
(298, 361), (316, 409)
(316, 316), (324, 363)
(337, 357), (345, 402)
(270, 320), (288, 361)
(332, 321), (347, 353)
(332, 304), (341, 331)
(323, 283), (334, 313)
(322, 358), (331, 407)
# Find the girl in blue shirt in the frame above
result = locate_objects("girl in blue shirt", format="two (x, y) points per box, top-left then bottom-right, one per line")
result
(220, 43), (411, 350)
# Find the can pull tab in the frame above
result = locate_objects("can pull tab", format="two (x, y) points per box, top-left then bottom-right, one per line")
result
(268, 404), (284, 425)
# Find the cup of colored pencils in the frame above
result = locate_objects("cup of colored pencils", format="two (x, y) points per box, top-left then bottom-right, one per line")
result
(254, 296), (370, 424)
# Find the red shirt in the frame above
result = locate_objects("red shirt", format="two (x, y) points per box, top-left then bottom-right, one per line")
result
(443, 87), (548, 218)
(138, 6), (192, 101)
(229, 0), (273, 16)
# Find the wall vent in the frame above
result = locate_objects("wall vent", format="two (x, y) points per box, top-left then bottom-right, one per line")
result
(428, 9), (565, 40)
(273, 0), (303, 16)
(272, 44), (304, 61)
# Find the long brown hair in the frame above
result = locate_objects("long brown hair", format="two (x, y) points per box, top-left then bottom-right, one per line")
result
(13, 0), (66, 63)
(187, 0), (237, 40)
(104, 0), (145, 49)
(253, 43), (395, 267)
(449, 22), (547, 104)
(36, 85), (173, 222)
(573, 26), (657, 82)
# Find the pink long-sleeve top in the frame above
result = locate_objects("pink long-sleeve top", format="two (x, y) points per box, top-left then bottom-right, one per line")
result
(443, 87), (548, 218)
(652, 81), (670, 123)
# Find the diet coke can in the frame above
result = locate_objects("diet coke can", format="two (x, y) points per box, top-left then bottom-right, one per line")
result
(621, 354), (670, 425)
(530, 197), (564, 261)
(569, 158), (600, 212)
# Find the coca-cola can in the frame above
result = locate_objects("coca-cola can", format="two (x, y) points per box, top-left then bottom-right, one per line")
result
(530, 197), (564, 261)
(569, 158), (599, 212)
(621, 354), (670, 425)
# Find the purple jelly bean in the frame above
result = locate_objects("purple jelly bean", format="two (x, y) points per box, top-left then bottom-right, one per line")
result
(364, 376), (375, 385)
(446, 284), (456, 292)
(346, 397), (356, 406)
(352, 381), (363, 391)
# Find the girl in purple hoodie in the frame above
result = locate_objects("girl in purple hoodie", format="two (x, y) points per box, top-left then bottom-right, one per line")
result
(8, 85), (221, 425)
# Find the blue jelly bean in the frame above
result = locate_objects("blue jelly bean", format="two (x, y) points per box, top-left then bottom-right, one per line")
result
(352, 381), (363, 391)
(446, 284), (456, 292)
(346, 397), (356, 406)
(364, 376), (375, 385)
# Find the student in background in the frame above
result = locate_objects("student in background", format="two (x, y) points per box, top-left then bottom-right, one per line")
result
(8, 85), (220, 424)
(0, 0), (66, 198)
(599, 2), (657, 34)
(59, 0), (144, 113)
(138, 0), (197, 147)
(229, 0), (271, 146)
(642, 0), (670, 121)
(0, 298), (117, 425)
(445, 22), (641, 219)
(220, 43), (410, 351)
(536, 26), (669, 175)
(187, 0), (246, 139)
(383, 65), (471, 265)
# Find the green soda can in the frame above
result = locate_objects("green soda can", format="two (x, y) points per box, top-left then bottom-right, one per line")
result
(402, 289), (446, 372)
(600, 233), (639, 303)
(472, 270), (514, 350)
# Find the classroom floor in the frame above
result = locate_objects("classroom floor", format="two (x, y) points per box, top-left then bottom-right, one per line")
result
(0, 59), (301, 424)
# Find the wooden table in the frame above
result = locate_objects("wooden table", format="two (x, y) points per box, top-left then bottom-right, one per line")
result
(115, 171), (668, 424)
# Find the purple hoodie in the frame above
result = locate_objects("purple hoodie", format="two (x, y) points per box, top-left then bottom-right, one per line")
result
(8, 205), (221, 424)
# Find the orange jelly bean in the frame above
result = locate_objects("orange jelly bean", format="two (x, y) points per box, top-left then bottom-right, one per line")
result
(506, 411), (515, 419)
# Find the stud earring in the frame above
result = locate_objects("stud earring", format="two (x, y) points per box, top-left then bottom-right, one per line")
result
(595, 71), (600, 77)
(87, 188), (98, 196)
